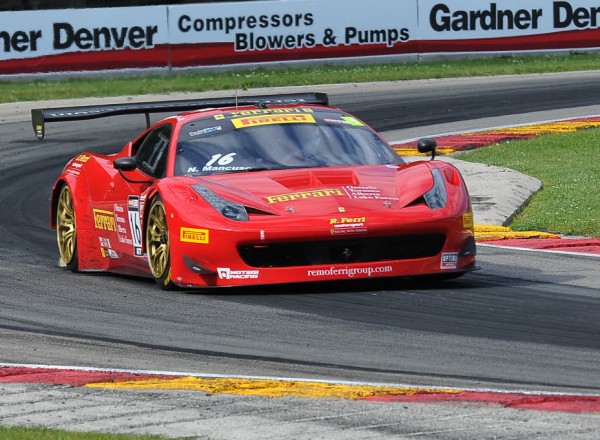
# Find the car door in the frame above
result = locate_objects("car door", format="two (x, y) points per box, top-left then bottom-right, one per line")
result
(99, 124), (173, 272)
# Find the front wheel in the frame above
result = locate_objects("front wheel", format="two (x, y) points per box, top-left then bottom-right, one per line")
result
(146, 196), (175, 290)
(56, 185), (78, 272)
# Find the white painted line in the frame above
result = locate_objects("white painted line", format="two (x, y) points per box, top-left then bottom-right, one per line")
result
(478, 243), (600, 258)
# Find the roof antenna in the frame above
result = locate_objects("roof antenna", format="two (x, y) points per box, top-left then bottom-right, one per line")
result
(235, 89), (238, 109)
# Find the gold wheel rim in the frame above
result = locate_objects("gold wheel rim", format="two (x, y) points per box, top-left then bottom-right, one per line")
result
(56, 186), (76, 264)
(146, 200), (169, 278)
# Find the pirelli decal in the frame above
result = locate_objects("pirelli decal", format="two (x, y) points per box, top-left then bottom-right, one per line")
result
(180, 227), (209, 244)
(93, 209), (116, 231)
(232, 113), (316, 128)
(265, 188), (344, 204)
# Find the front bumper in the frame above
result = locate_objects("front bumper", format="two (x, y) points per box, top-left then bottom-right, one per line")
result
(168, 211), (476, 288)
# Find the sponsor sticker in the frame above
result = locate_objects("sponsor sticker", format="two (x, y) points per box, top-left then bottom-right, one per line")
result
(342, 185), (398, 201)
(329, 216), (368, 235)
(232, 113), (316, 128)
(463, 212), (474, 230)
(217, 267), (259, 280)
(99, 237), (112, 248)
(93, 209), (116, 231)
(341, 116), (365, 126)
(127, 196), (143, 256)
(307, 265), (393, 278)
(189, 126), (222, 136)
(440, 252), (459, 270)
(329, 216), (367, 235)
(180, 227), (209, 244)
(100, 248), (119, 259)
(75, 154), (91, 162)
(215, 108), (313, 120)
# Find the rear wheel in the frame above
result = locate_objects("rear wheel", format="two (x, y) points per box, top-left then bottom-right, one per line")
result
(56, 185), (78, 272)
(146, 196), (175, 290)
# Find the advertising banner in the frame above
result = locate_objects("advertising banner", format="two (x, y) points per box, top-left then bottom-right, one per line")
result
(419, 0), (600, 53)
(0, 6), (168, 74)
(167, 0), (417, 68)
(1, 1), (600, 76)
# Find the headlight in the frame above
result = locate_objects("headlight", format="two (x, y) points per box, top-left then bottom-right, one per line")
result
(423, 168), (447, 210)
(192, 184), (248, 221)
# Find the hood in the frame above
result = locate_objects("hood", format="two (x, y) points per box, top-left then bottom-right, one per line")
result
(193, 163), (434, 216)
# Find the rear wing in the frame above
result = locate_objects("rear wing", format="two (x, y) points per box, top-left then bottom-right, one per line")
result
(31, 92), (329, 140)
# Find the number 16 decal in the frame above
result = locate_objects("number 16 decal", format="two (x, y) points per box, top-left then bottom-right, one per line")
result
(128, 196), (143, 257)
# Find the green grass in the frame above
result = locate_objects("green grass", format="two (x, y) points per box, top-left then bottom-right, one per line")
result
(455, 129), (600, 238)
(0, 426), (172, 440)
(4, 53), (600, 103)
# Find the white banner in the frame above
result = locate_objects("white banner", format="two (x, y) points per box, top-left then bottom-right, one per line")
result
(169, 0), (415, 49)
(419, 0), (600, 40)
(0, 7), (167, 60)
(1, 1), (599, 75)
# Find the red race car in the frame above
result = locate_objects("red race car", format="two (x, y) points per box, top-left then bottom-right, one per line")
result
(34, 92), (477, 290)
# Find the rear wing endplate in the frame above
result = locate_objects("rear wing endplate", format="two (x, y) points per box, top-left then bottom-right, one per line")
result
(31, 92), (329, 140)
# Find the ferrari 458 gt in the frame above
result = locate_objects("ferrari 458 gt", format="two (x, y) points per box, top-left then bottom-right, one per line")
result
(33, 92), (477, 289)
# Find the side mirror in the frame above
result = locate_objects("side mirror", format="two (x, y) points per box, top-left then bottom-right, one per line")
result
(417, 137), (437, 160)
(114, 157), (138, 171)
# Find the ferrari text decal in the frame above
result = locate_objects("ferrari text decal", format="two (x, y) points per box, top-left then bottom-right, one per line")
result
(93, 209), (116, 231)
(265, 188), (343, 204)
(231, 114), (316, 129)
(217, 267), (259, 280)
(180, 227), (209, 244)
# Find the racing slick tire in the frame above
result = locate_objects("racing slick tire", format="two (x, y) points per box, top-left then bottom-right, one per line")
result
(146, 196), (176, 290)
(56, 184), (79, 272)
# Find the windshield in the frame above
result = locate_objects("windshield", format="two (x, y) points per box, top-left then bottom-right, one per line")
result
(174, 108), (403, 176)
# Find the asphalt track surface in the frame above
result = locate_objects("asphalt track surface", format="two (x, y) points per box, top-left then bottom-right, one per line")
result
(1, 72), (600, 438)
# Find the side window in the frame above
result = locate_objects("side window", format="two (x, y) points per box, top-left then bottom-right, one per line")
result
(135, 125), (172, 178)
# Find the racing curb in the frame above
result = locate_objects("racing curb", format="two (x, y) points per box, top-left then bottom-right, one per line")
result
(2, 364), (600, 413)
